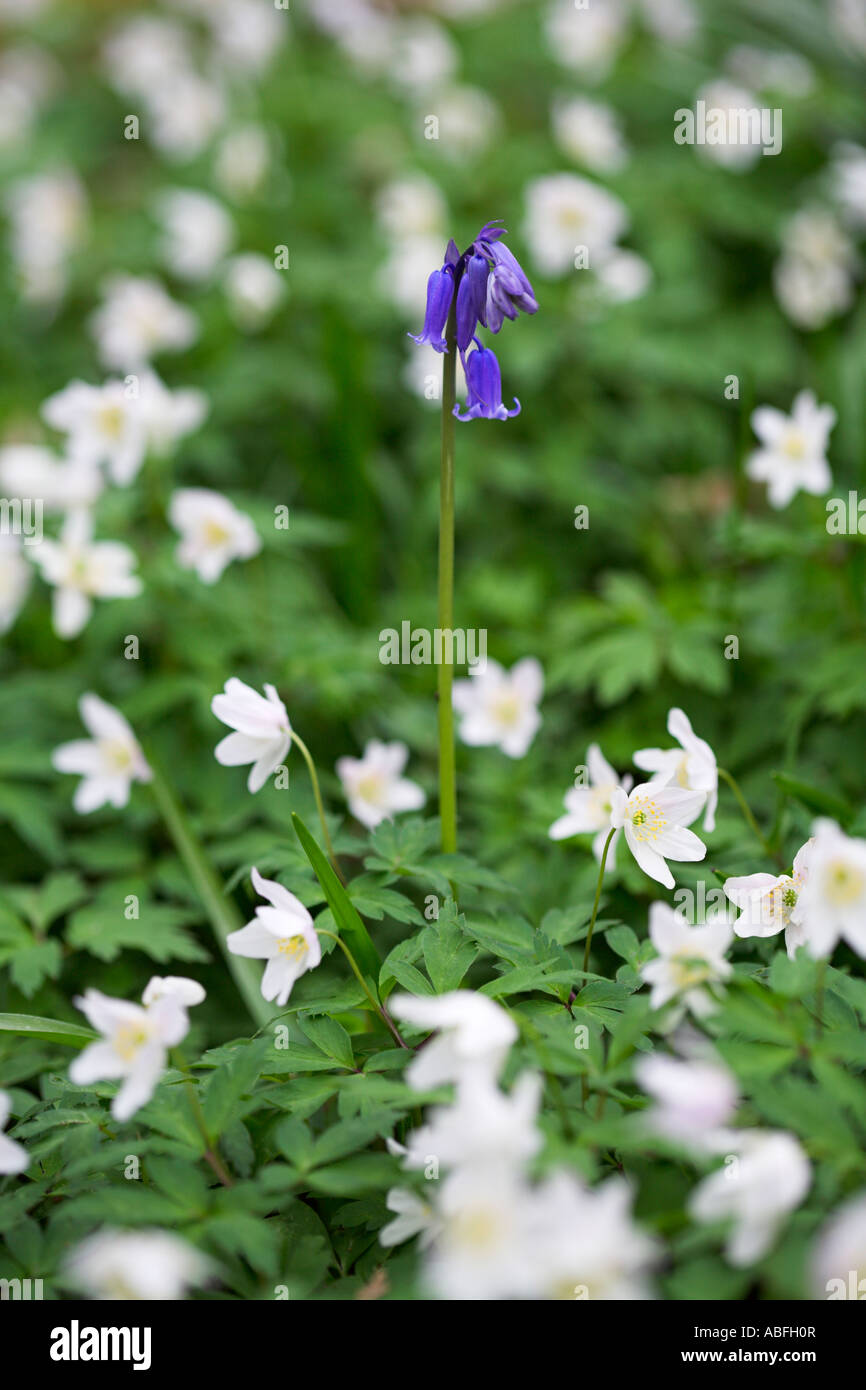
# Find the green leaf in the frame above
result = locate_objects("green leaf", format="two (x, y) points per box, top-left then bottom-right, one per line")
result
(0, 1012), (96, 1048)
(771, 773), (854, 826)
(292, 812), (381, 982)
(203, 1039), (269, 1138)
(299, 1014), (355, 1070)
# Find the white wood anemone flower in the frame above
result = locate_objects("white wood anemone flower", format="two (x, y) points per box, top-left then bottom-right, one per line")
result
(390, 990), (518, 1089)
(69, 979), (204, 1122)
(634, 1052), (739, 1154)
(548, 741), (632, 869)
(688, 1130), (811, 1267)
(336, 738), (425, 829)
(63, 1228), (213, 1300)
(379, 1188), (441, 1251)
(90, 274), (199, 371)
(211, 677), (291, 793)
(226, 867), (321, 1007)
(0, 1089), (28, 1175)
(169, 487), (261, 584)
(810, 1191), (866, 1299)
(724, 838), (813, 958)
(400, 1070), (543, 1172)
(30, 509), (142, 639)
(525, 1170), (659, 1301)
(52, 693), (151, 813)
(746, 389), (836, 509)
(452, 656), (543, 758)
(610, 780), (707, 889)
(633, 707), (718, 832)
(41, 378), (148, 487)
(0, 534), (31, 636)
(640, 902), (733, 1023)
(791, 818), (866, 959)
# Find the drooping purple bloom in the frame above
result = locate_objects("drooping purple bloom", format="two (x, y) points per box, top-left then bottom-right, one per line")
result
(456, 253), (490, 351)
(453, 340), (520, 422)
(408, 265), (454, 352)
(485, 241), (538, 334)
(408, 220), (535, 418)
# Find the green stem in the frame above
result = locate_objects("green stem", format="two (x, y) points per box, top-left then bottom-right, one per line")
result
(172, 1050), (232, 1187)
(718, 766), (779, 863)
(289, 730), (345, 884)
(148, 759), (270, 1028)
(438, 300), (458, 856)
(814, 959), (827, 1039)
(583, 828), (615, 976)
(316, 928), (407, 1049)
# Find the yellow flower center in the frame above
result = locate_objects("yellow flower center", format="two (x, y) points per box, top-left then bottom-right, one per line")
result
(114, 1023), (150, 1062)
(278, 934), (308, 959)
(671, 952), (711, 990)
(203, 519), (231, 546)
(491, 692), (522, 727)
(825, 860), (863, 905)
(101, 739), (133, 773)
(98, 404), (126, 439)
(629, 796), (666, 841)
(781, 429), (806, 460)
(452, 1208), (500, 1251)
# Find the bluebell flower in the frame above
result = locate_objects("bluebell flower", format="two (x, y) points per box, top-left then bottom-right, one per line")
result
(409, 220), (535, 418)
(453, 339), (520, 422)
(408, 265), (454, 352)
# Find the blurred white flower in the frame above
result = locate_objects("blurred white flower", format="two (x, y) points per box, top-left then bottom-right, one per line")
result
(830, 0), (866, 57)
(692, 80), (765, 170)
(214, 124), (271, 201)
(401, 1071), (542, 1171)
(155, 189), (234, 282)
(379, 1188), (440, 1249)
(336, 739), (425, 829)
(206, 0), (287, 76)
(747, 389), (835, 509)
(169, 487), (261, 583)
(227, 866), (321, 1007)
(635, 1052), (738, 1152)
(811, 1191), (866, 1299)
(102, 16), (192, 96)
(31, 510), (141, 639)
(453, 656), (543, 758)
(774, 208), (857, 331)
(5, 169), (87, 304)
(64, 1229), (211, 1301)
(0, 535), (31, 634)
(70, 985), (197, 1121)
(380, 234), (448, 316)
(308, 0), (395, 74)
(724, 839), (813, 958)
(211, 677), (291, 793)
(141, 976), (206, 1009)
(426, 1164), (538, 1300)
(689, 1131), (811, 1266)
(726, 45), (814, 98)
(136, 369), (208, 458)
(91, 276), (199, 372)
(635, 0), (697, 44)
(376, 174), (447, 241)
(611, 782), (707, 889)
(223, 253), (285, 330)
(633, 707), (717, 833)
(830, 142), (866, 229)
(548, 742), (632, 869)
(523, 173), (628, 277)
(149, 71), (226, 162)
(551, 97), (628, 174)
(0, 45), (58, 149)
(791, 819), (866, 959)
(594, 249), (651, 303)
(389, 17), (457, 92)
(544, 0), (628, 80)
(640, 902), (731, 1019)
(0, 1090), (28, 1174)
(421, 85), (500, 161)
(390, 990), (517, 1090)
(527, 1171), (658, 1299)
(0, 443), (103, 513)
(52, 692), (151, 813)
(41, 379), (147, 487)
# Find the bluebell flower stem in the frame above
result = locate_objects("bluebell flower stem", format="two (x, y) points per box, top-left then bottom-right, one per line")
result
(438, 301), (458, 855)
(289, 730), (345, 883)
